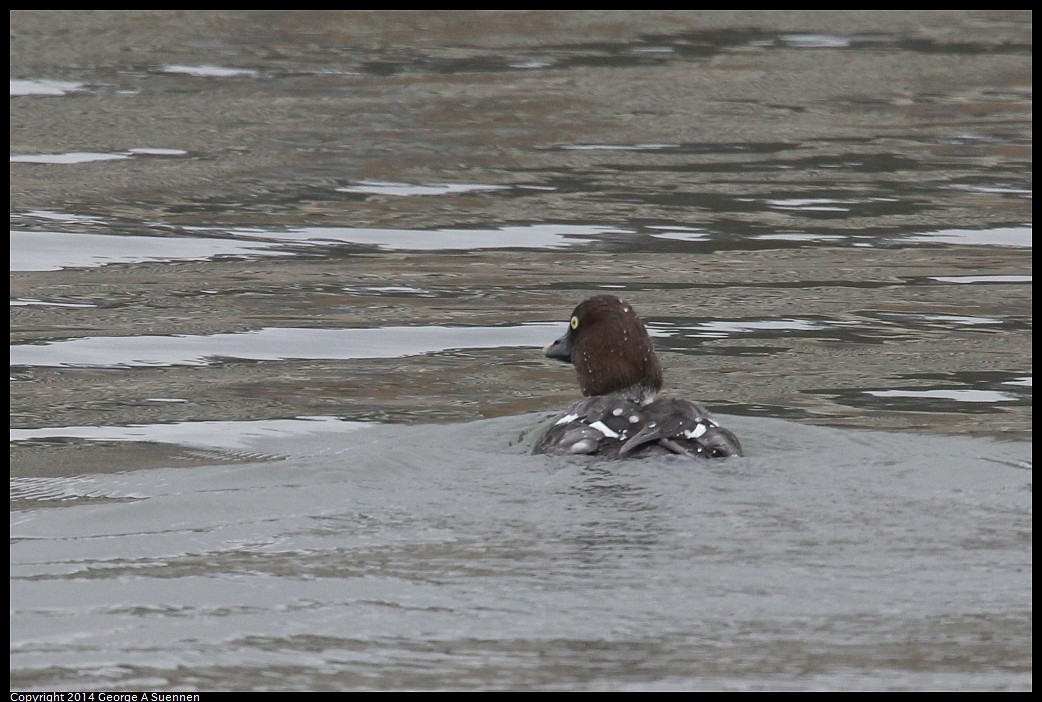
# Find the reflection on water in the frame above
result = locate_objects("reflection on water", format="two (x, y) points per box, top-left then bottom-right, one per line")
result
(906, 227), (1032, 248)
(865, 388), (1018, 402)
(10, 323), (561, 367)
(11, 151), (132, 164)
(11, 415), (365, 450)
(9, 78), (88, 96)
(9, 230), (288, 271)
(159, 64), (262, 78)
(8, 214), (1032, 272)
(930, 274), (1031, 284)
(10, 147), (188, 164)
(8, 221), (628, 271)
(336, 180), (513, 196)
(9, 10), (1032, 692)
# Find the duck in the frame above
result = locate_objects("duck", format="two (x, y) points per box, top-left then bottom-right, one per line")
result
(533, 295), (743, 459)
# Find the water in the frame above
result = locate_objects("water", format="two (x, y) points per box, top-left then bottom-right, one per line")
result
(9, 415), (1032, 690)
(10, 11), (1032, 691)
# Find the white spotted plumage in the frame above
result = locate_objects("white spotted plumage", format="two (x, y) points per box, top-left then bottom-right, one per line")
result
(588, 420), (620, 439)
(684, 423), (708, 440)
(555, 412), (579, 426)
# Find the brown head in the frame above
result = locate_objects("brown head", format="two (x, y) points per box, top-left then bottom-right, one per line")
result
(543, 295), (664, 400)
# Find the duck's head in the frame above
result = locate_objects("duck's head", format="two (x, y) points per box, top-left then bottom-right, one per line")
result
(544, 295), (663, 402)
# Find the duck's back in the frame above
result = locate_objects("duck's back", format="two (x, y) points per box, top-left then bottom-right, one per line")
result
(534, 393), (742, 459)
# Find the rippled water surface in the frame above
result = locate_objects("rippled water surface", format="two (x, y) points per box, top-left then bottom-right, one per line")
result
(10, 11), (1031, 691)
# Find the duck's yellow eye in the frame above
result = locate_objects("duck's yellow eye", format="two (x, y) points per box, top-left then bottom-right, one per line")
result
(570, 316), (579, 330)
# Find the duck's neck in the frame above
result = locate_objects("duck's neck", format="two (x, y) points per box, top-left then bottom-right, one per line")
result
(592, 384), (658, 405)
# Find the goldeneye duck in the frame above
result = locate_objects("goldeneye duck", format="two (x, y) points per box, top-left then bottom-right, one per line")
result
(534, 295), (743, 459)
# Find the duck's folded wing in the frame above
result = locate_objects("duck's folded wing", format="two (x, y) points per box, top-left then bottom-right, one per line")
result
(619, 398), (742, 458)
